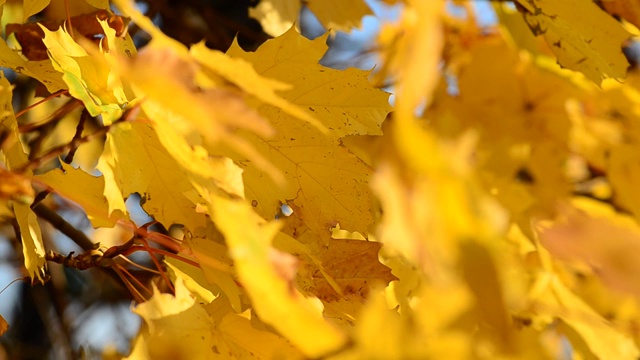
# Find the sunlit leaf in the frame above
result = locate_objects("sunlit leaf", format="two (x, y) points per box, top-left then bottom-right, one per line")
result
(515, 0), (631, 84)
(35, 161), (127, 228)
(250, 0), (372, 37)
(375, 0), (444, 117)
(97, 122), (208, 230)
(0, 38), (65, 93)
(41, 20), (129, 123)
(23, 0), (48, 22)
(223, 28), (390, 239)
(208, 195), (347, 357)
(0, 74), (46, 282)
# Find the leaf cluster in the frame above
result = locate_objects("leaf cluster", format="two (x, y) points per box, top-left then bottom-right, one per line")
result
(2, 1), (640, 360)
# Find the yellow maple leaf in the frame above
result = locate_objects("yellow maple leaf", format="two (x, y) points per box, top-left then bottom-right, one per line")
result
(0, 74), (46, 283)
(250, 0), (372, 37)
(129, 274), (306, 359)
(375, 0), (444, 118)
(538, 198), (640, 299)
(271, 218), (395, 329)
(112, 1), (329, 185)
(41, 19), (132, 123)
(121, 48), (283, 184)
(428, 36), (590, 225)
(208, 195), (346, 357)
(601, 0), (640, 31)
(23, 0), (49, 22)
(0, 38), (65, 93)
(222, 28), (390, 239)
(97, 122), (208, 230)
(179, 227), (243, 312)
(34, 162), (127, 228)
(227, 28), (391, 140)
(515, 0), (631, 84)
(126, 277), (219, 360)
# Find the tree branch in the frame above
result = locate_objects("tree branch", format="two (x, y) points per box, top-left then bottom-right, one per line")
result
(31, 202), (94, 251)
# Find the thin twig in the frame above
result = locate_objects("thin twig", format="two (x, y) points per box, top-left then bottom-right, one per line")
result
(18, 120), (114, 173)
(63, 109), (88, 164)
(31, 203), (94, 251)
(15, 90), (69, 120)
(64, 0), (74, 39)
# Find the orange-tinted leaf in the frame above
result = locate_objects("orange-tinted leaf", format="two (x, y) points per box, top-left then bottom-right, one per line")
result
(0, 314), (7, 336)
(538, 199), (640, 299)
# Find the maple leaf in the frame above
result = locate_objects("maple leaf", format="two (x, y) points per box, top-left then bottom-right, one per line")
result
(23, 0), (49, 22)
(227, 28), (390, 140)
(97, 122), (209, 230)
(300, 238), (395, 303)
(0, 38), (65, 93)
(428, 37), (587, 225)
(374, 0), (444, 117)
(529, 272), (639, 359)
(126, 277), (219, 360)
(207, 195), (347, 358)
(271, 222), (396, 327)
(131, 235), (308, 358)
(41, 19), (133, 124)
(250, 0), (372, 37)
(7, 10), (129, 61)
(0, 74), (46, 283)
(34, 162), (127, 228)
(224, 28), (391, 239)
(113, 0), (328, 185)
(177, 228), (243, 312)
(515, 0), (631, 84)
(600, 0), (640, 30)
(538, 198), (640, 299)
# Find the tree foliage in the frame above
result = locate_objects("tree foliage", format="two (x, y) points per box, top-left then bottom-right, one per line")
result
(2, 0), (640, 359)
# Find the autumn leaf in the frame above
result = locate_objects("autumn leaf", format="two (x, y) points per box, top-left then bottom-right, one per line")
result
(538, 198), (640, 299)
(224, 28), (390, 240)
(600, 0), (640, 30)
(0, 74), (46, 283)
(179, 228), (243, 312)
(270, 218), (395, 326)
(515, 0), (631, 84)
(375, 0), (444, 117)
(299, 238), (395, 302)
(112, 1), (327, 184)
(0, 38), (65, 93)
(250, 0), (372, 37)
(0, 314), (7, 336)
(227, 28), (391, 140)
(23, 0), (49, 22)
(208, 195), (347, 357)
(34, 161), (126, 228)
(126, 277), (219, 360)
(535, 273), (639, 359)
(120, 48), (283, 183)
(98, 122), (211, 230)
(191, 41), (324, 132)
(427, 36), (587, 225)
(41, 19), (132, 123)
(7, 10), (129, 61)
